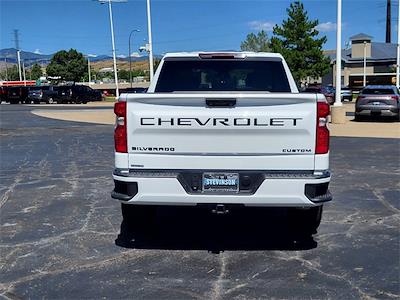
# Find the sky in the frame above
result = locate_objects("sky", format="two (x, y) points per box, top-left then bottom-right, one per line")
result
(0, 0), (396, 57)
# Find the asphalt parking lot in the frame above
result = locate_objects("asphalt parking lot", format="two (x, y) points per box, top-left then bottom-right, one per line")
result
(1, 104), (399, 299)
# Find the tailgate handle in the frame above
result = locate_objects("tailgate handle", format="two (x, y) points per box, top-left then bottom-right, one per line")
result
(206, 98), (236, 107)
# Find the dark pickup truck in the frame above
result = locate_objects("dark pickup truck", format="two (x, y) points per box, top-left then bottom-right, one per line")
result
(27, 86), (59, 104)
(6, 86), (30, 104)
(57, 85), (102, 104)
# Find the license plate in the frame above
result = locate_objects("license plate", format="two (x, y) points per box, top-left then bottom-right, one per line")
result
(372, 102), (381, 105)
(202, 173), (239, 193)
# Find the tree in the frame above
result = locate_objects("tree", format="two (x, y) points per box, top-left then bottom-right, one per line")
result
(118, 69), (129, 80)
(117, 69), (146, 81)
(270, 1), (330, 83)
(240, 30), (270, 52)
(0, 65), (20, 81)
(46, 49), (87, 82)
(30, 63), (43, 80)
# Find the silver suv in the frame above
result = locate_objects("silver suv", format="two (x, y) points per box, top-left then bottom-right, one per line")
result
(355, 85), (400, 121)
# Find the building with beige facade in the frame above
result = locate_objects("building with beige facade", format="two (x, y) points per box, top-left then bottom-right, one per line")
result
(323, 33), (397, 89)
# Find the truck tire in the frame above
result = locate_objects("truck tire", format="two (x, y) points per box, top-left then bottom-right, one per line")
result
(117, 204), (157, 247)
(289, 206), (323, 235)
(121, 203), (156, 229)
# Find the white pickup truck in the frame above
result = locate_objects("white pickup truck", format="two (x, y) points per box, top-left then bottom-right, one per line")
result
(112, 52), (332, 234)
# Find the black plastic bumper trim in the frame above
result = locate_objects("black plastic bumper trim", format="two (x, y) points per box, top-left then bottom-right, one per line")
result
(111, 180), (138, 201)
(305, 182), (332, 203)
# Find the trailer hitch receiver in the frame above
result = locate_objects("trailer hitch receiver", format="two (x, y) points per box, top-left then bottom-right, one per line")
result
(212, 204), (229, 215)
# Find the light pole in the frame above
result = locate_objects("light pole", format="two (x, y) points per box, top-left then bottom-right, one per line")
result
(17, 50), (22, 81)
(22, 60), (26, 86)
(146, 0), (154, 81)
(4, 58), (8, 81)
(331, 0), (346, 124)
(363, 41), (367, 87)
(397, 0), (400, 88)
(86, 54), (97, 84)
(88, 56), (91, 84)
(96, 0), (127, 97)
(334, 0), (342, 107)
(129, 29), (140, 88)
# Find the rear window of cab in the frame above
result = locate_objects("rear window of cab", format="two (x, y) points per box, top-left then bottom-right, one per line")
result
(155, 60), (291, 93)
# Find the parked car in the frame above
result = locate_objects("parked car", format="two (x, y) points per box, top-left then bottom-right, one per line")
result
(325, 86), (353, 102)
(0, 86), (8, 103)
(6, 86), (29, 104)
(341, 87), (353, 101)
(57, 85), (102, 104)
(355, 85), (400, 120)
(27, 86), (59, 104)
(304, 86), (335, 105)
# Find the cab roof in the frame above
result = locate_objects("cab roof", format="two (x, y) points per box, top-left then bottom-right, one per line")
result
(162, 51), (284, 59)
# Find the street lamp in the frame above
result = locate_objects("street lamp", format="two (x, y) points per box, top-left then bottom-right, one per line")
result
(17, 50), (22, 81)
(331, 0), (346, 124)
(363, 41), (367, 87)
(334, 0), (342, 107)
(4, 58), (8, 81)
(146, 0), (154, 81)
(96, 0), (127, 97)
(129, 29), (140, 88)
(22, 60), (26, 86)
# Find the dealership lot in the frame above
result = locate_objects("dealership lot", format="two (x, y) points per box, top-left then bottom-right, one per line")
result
(0, 105), (399, 299)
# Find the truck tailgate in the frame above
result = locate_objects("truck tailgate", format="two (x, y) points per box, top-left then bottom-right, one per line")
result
(124, 93), (317, 170)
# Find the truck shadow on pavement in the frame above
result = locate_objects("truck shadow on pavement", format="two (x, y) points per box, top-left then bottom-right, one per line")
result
(115, 207), (317, 253)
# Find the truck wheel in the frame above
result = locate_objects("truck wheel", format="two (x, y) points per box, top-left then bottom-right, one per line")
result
(289, 206), (323, 235)
(117, 204), (157, 247)
(47, 97), (54, 104)
(121, 203), (156, 229)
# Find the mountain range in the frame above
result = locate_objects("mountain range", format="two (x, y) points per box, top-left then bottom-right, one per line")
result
(0, 48), (158, 66)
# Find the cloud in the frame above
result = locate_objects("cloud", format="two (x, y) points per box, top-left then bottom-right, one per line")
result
(34, 49), (42, 54)
(248, 21), (275, 31)
(117, 54), (127, 59)
(316, 22), (337, 32)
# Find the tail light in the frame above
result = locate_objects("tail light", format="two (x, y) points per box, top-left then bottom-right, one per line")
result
(390, 96), (399, 101)
(114, 101), (127, 153)
(316, 101), (330, 154)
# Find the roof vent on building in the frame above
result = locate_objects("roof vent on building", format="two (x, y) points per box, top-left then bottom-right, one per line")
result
(350, 33), (373, 42)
